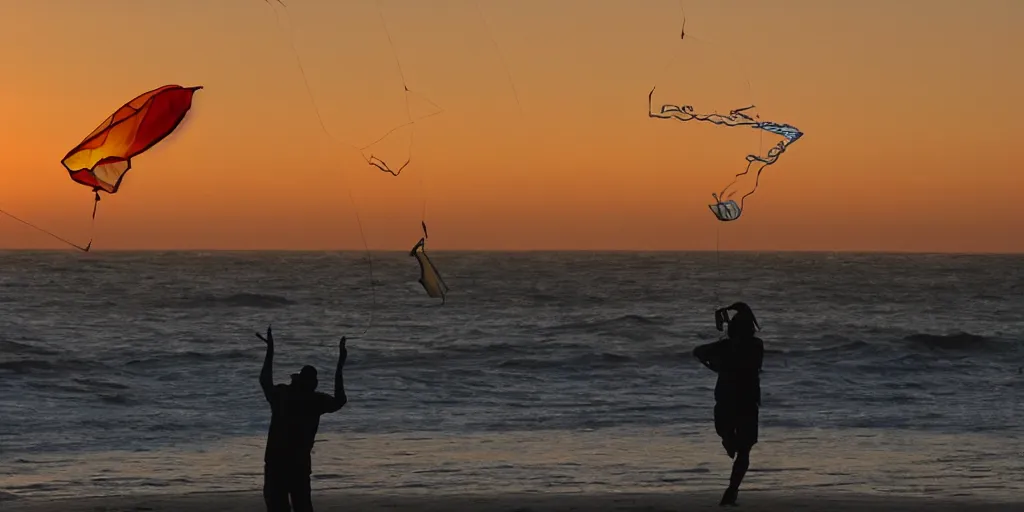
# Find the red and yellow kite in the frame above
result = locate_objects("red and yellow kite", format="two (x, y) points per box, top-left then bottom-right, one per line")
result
(62, 84), (202, 199)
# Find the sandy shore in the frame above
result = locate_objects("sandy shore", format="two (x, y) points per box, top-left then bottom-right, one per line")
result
(2, 491), (1021, 512)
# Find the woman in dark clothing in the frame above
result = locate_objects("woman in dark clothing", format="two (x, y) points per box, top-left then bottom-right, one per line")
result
(693, 302), (764, 506)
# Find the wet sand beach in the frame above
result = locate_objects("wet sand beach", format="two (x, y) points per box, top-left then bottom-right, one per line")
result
(3, 491), (1022, 512)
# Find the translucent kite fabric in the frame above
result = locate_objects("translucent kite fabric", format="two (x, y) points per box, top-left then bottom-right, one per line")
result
(410, 237), (449, 304)
(62, 85), (202, 194)
(709, 199), (742, 222)
(648, 89), (804, 221)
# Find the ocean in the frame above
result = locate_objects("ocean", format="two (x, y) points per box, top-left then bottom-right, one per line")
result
(0, 251), (1021, 502)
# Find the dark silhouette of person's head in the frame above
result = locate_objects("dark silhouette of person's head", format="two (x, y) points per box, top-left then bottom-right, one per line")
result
(290, 365), (318, 393)
(716, 302), (760, 340)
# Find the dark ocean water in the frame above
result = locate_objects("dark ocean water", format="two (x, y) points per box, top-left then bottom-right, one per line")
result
(0, 252), (1021, 500)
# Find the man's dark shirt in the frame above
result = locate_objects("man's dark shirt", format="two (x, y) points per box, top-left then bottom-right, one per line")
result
(694, 337), (764, 406)
(264, 384), (336, 472)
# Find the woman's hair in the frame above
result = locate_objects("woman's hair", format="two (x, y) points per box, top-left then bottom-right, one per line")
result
(727, 312), (758, 338)
(718, 302), (759, 339)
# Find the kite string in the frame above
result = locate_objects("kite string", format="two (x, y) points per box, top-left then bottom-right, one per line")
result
(374, 1), (414, 166)
(367, 0), (451, 301)
(651, 0), (686, 100)
(261, 0), (381, 337)
(260, 1), (444, 335)
(341, 185), (376, 339)
(474, 0), (522, 113)
(265, 3), (361, 157)
(374, 0), (430, 226)
(375, 0), (411, 111)
(0, 207), (91, 252)
(714, 222), (721, 308)
(264, 0), (435, 173)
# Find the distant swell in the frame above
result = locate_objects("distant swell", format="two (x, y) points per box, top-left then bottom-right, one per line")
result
(545, 314), (672, 340)
(0, 358), (107, 375)
(904, 332), (1008, 352)
(785, 339), (872, 357)
(500, 352), (634, 370)
(125, 349), (254, 369)
(0, 360), (58, 374)
(174, 293), (295, 309)
(0, 339), (58, 356)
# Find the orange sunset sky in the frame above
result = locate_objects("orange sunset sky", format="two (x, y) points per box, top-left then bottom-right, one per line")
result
(1, 0), (1021, 252)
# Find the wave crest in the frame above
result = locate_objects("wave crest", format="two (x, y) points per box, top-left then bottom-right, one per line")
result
(173, 293), (296, 309)
(903, 332), (1007, 351)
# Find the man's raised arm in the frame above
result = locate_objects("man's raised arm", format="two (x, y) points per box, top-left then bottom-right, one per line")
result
(256, 325), (275, 402)
(323, 337), (348, 413)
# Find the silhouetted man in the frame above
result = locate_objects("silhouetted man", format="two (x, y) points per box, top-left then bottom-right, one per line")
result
(693, 302), (764, 506)
(257, 326), (348, 512)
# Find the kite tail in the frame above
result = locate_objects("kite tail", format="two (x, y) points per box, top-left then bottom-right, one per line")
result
(736, 140), (796, 210)
(0, 207), (91, 252)
(717, 158), (756, 200)
(737, 165), (766, 210)
(647, 87), (659, 118)
(649, 3), (767, 208)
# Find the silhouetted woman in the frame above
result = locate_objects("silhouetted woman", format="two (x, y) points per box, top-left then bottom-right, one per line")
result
(693, 302), (764, 506)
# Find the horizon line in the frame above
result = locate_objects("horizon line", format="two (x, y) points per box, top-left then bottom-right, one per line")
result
(0, 248), (1021, 256)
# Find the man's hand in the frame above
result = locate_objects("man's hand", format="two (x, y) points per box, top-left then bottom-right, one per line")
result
(259, 324), (275, 400)
(339, 337), (348, 364)
(256, 325), (274, 346)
